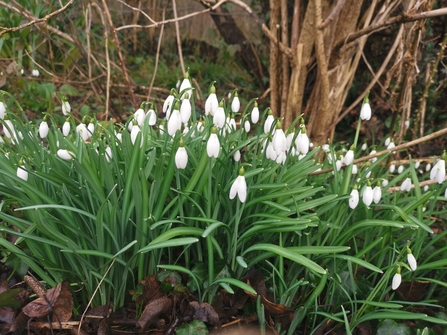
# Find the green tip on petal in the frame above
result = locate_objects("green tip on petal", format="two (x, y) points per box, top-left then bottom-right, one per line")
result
(350, 144), (356, 150)
(238, 166), (245, 176)
(179, 137), (185, 147)
(18, 158), (24, 166)
(174, 100), (180, 110)
(233, 90), (238, 97)
(442, 150), (447, 161)
(211, 126), (217, 134)
(254, 100), (258, 107)
(267, 108), (273, 115)
(219, 99), (224, 107)
(276, 121), (282, 130)
(353, 184), (358, 190)
(396, 266), (401, 274)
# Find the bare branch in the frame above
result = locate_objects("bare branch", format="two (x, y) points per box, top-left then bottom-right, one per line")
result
(321, 0), (346, 29)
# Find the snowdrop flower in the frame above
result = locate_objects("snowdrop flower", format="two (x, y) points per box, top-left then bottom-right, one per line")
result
(387, 141), (396, 154)
(286, 132), (294, 149)
(397, 165), (404, 174)
(227, 116), (236, 132)
(17, 161), (28, 181)
(146, 105), (157, 126)
(39, 117), (49, 139)
(3, 119), (16, 140)
(295, 126), (310, 155)
(132, 107), (144, 126)
(163, 89), (176, 118)
(366, 170), (372, 178)
(62, 99), (71, 116)
(57, 149), (75, 161)
(272, 122), (287, 154)
(392, 267), (402, 290)
(276, 151), (287, 164)
(389, 164), (396, 173)
(105, 146), (113, 163)
(385, 137), (391, 146)
(205, 82), (218, 116)
(76, 123), (90, 141)
(373, 184), (382, 204)
(401, 177), (412, 192)
(445, 188), (447, 198)
(407, 248), (417, 271)
(335, 158), (342, 171)
(430, 154), (446, 184)
(414, 161), (420, 169)
(130, 122), (141, 145)
(233, 150), (241, 162)
(62, 119), (70, 137)
(244, 120), (250, 132)
(167, 101), (182, 136)
(0, 101), (5, 120)
(179, 70), (192, 100)
(425, 163), (431, 172)
(180, 95), (192, 124)
(423, 185), (429, 192)
(363, 184), (373, 206)
(266, 140), (277, 161)
(361, 142), (367, 151)
(352, 164), (358, 174)
(175, 138), (188, 169)
(382, 179), (389, 187)
(251, 101), (259, 124)
(263, 109), (274, 134)
(206, 126), (220, 158)
(231, 91), (240, 113)
(32, 69), (40, 77)
(349, 186), (359, 209)
(322, 144), (330, 153)
(344, 146), (355, 166)
(213, 100), (226, 129)
(229, 167), (247, 203)
(87, 121), (95, 137)
(360, 101), (371, 121)
(404, 120), (410, 129)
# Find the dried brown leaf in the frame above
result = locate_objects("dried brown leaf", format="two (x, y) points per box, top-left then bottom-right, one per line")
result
(22, 281), (62, 318)
(52, 281), (73, 322)
(189, 301), (219, 326)
(137, 296), (172, 331)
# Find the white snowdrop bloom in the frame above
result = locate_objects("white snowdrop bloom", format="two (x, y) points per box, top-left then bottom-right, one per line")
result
(430, 159), (446, 184)
(251, 102), (259, 123)
(146, 108), (157, 126)
(130, 124), (141, 145)
(17, 165), (28, 181)
(0, 101), (5, 120)
(296, 129), (310, 155)
(175, 144), (188, 169)
(213, 102), (226, 129)
(349, 188), (359, 209)
(392, 270), (402, 290)
(286, 133), (294, 149)
(76, 123), (90, 141)
(105, 146), (112, 162)
(276, 151), (287, 165)
(206, 128), (220, 158)
(389, 164), (396, 173)
(352, 164), (358, 174)
(426, 163), (431, 172)
(57, 149), (75, 161)
(134, 108), (145, 126)
(62, 120), (70, 137)
(362, 185), (373, 206)
(87, 122), (95, 136)
(182, 126), (189, 135)
(322, 144), (330, 152)
(369, 149), (377, 163)
(39, 120), (49, 139)
(266, 141), (277, 161)
(361, 142), (367, 151)
(231, 92), (240, 113)
(407, 252), (417, 271)
(335, 159), (342, 171)
(20, 69), (24, 75)
(229, 168), (247, 203)
(32, 69), (40, 77)
(180, 97), (192, 124)
(445, 188), (447, 198)
(366, 171), (372, 178)
(179, 73), (192, 100)
(244, 120), (251, 132)
(163, 90), (175, 117)
(228, 117), (236, 132)
(233, 150), (241, 162)
(62, 100), (71, 116)
(373, 185), (381, 204)
(397, 165), (404, 174)
(382, 179), (389, 187)
(344, 149), (354, 166)
(414, 161), (420, 169)
(360, 102), (371, 120)
(401, 177), (412, 192)
(385, 137), (391, 146)
(205, 83), (218, 116)
(423, 185), (429, 192)
(167, 107), (182, 136)
(264, 112), (274, 134)
(115, 131), (122, 142)
(387, 141), (396, 154)
(3, 119), (15, 139)
(404, 120), (410, 129)
(272, 126), (287, 154)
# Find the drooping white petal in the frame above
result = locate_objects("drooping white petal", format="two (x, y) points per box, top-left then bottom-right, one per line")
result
(263, 115), (274, 134)
(62, 101), (71, 115)
(244, 120), (251, 132)
(175, 147), (188, 169)
(360, 102), (371, 121)
(231, 96), (240, 113)
(362, 186), (373, 206)
(205, 93), (218, 116)
(407, 253), (417, 271)
(17, 166), (28, 181)
(373, 186), (382, 204)
(179, 78), (192, 100)
(57, 149), (75, 161)
(344, 150), (354, 166)
(163, 94), (175, 116)
(39, 121), (49, 139)
(392, 272), (401, 290)
(349, 189), (359, 209)
(131, 124), (141, 145)
(206, 133), (220, 158)
(0, 102), (5, 120)
(146, 109), (157, 126)
(76, 123), (90, 141)
(180, 98), (192, 124)
(401, 177), (412, 192)
(251, 106), (259, 123)
(167, 109), (182, 136)
(105, 146), (113, 162)
(233, 150), (241, 162)
(295, 132), (310, 155)
(213, 106), (226, 128)
(272, 128), (287, 154)
(62, 121), (70, 136)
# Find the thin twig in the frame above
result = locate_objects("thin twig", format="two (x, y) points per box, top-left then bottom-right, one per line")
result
(321, 0), (346, 29)
(147, 5), (166, 101)
(0, 0), (75, 38)
(116, 0), (157, 25)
